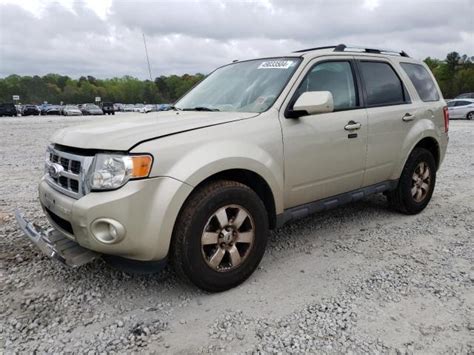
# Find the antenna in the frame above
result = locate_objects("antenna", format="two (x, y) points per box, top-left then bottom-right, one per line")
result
(142, 33), (153, 81)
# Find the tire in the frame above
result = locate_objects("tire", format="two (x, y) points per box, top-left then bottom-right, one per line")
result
(171, 180), (269, 292)
(387, 147), (436, 215)
(467, 112), (473, 120)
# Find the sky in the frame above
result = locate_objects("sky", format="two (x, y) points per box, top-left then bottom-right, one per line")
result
(0, 0), (473, 79)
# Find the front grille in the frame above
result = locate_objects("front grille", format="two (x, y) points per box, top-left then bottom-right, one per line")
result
(45, 146), (94, 199)
(70, 160), (81, 174)
(70, 179), (79, 192)
(45, 207), (74, 235)
(49, 153), (82, 174)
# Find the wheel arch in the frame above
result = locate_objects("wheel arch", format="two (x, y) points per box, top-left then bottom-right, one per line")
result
(189, 169), (278, 229)
(392, 134), (442, 182)
(412, 136), (440, 170)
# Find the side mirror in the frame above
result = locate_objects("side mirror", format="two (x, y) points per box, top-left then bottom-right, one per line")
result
(292, 91), (334, 116)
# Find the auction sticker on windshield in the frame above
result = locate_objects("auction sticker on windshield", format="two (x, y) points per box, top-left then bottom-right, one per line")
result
(258, 60), (296, 69)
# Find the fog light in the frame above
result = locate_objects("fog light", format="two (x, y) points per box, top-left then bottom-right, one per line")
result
(91, 218), (126, 244)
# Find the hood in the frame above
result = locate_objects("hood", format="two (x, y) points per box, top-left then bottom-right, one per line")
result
(51, 111), (259, 151)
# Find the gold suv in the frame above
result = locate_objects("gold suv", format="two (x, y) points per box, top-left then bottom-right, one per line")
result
(17, 44), (449, 292)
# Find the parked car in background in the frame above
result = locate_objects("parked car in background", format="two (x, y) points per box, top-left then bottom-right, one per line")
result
(455, 92), (474, 99)
(114, 103), (124, 112)
(39, 104), (61, 115)
(133, 103), (153, 113)
(0, 103), (17, 116)
(123, 104), (135, 112)
(22, 104), (40, 116)
(80, 103), (103, 116)
(157, 104), (172, 111)
(62, 105), (82, 116)
(101, 102), (115, 115)
(39, 104), (51, 115)
(447, 99), (474, 120)
(44, 105), (62, 115)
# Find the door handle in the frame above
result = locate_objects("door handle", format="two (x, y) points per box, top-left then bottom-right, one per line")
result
(402, 113), (415, 122)
(344, 121), (361, 130)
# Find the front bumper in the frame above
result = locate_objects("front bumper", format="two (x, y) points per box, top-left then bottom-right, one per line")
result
(15, 210), (100, 267)
(36, 176), (193, 261)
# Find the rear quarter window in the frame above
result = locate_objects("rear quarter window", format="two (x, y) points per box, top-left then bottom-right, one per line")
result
(400, 63), (440, 102)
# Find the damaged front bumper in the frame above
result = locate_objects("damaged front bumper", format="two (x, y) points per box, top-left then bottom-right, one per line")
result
(15, 210), (100, 267)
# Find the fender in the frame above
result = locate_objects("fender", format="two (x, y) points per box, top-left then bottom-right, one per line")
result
(391, 117), (442, 180)
(161, 140), (284, 214)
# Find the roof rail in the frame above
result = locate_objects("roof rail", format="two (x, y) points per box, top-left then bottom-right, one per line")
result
(333, 44), (410, 57)
(293, 45), (339, 53)
(293, 44), (409, 57)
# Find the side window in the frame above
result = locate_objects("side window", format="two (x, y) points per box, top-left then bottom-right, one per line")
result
(294, 61), (358, 111)
(359, 61), (407, 106)
(400, 63), (440, 102)
(455, 101), (469, 107)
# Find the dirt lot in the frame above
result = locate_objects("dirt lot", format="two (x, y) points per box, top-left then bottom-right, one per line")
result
(0, 115), (473, 354)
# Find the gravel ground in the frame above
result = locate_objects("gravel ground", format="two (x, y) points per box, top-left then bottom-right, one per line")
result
(0, 115), (473, 354)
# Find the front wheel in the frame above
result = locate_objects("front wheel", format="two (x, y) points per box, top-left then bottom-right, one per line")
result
(171, 180), (269, 292)
(387, 147), (436, 215)
(467, 111), (473, 120)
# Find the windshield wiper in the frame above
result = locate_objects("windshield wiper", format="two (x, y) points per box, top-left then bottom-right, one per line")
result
(182, 106), (220, 112)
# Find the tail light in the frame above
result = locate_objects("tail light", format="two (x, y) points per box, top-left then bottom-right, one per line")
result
(443, 106), (449, 132)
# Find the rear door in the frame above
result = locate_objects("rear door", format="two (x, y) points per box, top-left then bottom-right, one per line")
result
(357, 59), (416, 186)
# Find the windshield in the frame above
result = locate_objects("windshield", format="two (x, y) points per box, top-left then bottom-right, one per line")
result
(65, 105), (78, 109)
(175, 57), (301, 113)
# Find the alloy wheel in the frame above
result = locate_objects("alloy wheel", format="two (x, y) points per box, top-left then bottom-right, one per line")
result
(201, 204), (255, 272)
(411, 162), (431, 202)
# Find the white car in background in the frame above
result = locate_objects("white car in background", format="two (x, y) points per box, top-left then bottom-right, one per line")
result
(447, 99), (474, 120)
(133, 104), (153, 113)
(123, 104), (135, 112)
(62, 105), (82, 116)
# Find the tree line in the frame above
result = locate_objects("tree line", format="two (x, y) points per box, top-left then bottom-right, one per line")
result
(0, 73), (205, 105)
(0, 51), (473, 104)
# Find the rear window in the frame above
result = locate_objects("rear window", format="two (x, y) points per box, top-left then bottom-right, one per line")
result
(400, 63), (440, 102)
(359, 61), (407, 106)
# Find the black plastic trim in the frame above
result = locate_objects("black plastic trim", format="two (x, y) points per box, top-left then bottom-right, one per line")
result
(102, 255), (167, 274)
(54, 144), (124, 156)
(275, 180), (398, 228)
(44, 207), (74, 235)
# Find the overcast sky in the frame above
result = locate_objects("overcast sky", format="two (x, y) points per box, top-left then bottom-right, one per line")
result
(0, 0), (473, 79)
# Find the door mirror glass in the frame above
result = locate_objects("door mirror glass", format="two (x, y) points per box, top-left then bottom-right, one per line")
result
(293, 91), (334, 115)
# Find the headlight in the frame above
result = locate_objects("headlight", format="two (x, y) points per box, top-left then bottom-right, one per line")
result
(87, 154), (153, 191)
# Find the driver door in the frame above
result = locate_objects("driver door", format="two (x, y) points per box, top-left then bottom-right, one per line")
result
(279, 57), (368, 208)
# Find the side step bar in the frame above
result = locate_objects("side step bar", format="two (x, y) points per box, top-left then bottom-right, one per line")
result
(15, 210), (100, 267)
(276, 180), (398, 228)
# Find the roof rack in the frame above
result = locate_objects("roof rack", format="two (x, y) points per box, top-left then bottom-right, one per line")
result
(334, 44), (409, 57)
(294, 44), (409, 57)
(293, 45), (340, 53)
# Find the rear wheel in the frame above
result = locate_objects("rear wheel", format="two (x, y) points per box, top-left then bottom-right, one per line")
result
(387, 147), (436, 214)
(467, 111), (473, 120)
(171, 180), (268, 292)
